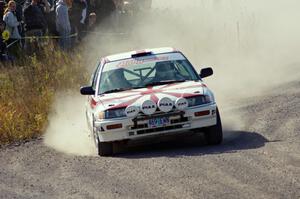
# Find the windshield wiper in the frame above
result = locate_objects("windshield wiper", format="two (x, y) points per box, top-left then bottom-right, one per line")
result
(145, 79), (186, 87)
(131, 86), (144, 90)
(102, 88), (130, 94)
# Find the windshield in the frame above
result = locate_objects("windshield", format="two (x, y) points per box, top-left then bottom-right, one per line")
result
(99, 52), (199, 94)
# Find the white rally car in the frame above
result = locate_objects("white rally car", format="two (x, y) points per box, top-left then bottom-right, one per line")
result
(80, 47), (222, 156)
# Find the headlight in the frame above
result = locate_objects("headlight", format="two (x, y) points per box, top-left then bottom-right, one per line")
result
(96, 108), (127, 120)
(104, 108), (126, 119)
(187, 95), (212, 107)
(98, 111), (105, 120)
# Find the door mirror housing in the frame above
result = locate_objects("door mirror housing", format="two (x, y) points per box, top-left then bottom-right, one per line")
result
(80, 86), (95, 95)
(200, 67), (213, 78)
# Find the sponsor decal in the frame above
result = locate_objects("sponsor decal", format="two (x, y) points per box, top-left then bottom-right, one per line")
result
(116, 56), (169, 68)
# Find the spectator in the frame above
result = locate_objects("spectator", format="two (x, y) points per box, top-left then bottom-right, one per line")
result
(87, 0), (99, 15)
(70, 0), (87, 42)
(48, 0), (55, 8)
(13, 0), (24, 22)
(97, 0), (116, 25)
(24, 0), (50, 14)
(23, 0), (48, 53)
(3, 0), (21, 40)
(3, 0), (21, 57)
(23, 0), (51, 37)
(0, 20), (9, 61)
(56, 0), (71, 50)
(44, 0), (57, 35)
(88, 0), (96, 13)
(87, 12), (96, 31)
(40, 0), (51, 13)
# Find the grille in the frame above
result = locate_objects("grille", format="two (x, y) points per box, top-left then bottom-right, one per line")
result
(130, 110), (190, 135)
(131, 116), (188, 130)
(132, 111), (185, 122)
(136, 125), (184, 135)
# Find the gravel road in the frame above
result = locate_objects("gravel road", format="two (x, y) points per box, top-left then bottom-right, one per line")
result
(0, 81), (299, 199)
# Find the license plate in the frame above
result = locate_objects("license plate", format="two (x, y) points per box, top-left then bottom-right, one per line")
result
(148, 117), (170, 128)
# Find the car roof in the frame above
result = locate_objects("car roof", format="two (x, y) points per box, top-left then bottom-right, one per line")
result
(103, 47), (180, 62)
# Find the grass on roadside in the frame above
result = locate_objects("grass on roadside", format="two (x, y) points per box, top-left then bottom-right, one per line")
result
(0, 43), (88, 145)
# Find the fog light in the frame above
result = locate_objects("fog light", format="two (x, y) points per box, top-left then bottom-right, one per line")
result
(194, 110), (210, 117)
(106, 123), (123, 130)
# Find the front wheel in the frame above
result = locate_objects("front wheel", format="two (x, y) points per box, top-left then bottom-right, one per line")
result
(98, 140), (113, 156)
(203, 108), (223, 145)
(94, 131), (113, 156)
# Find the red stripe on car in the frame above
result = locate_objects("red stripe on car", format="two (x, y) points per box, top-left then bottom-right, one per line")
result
(109, 96), (143, 110)
(150, 94), (159, 103)
(90, 97), (97, 109)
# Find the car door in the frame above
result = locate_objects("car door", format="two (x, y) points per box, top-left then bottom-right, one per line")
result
(86, 61), (101, 131)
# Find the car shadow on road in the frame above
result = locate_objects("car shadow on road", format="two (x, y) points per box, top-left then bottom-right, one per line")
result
(115, 131), (269, 159)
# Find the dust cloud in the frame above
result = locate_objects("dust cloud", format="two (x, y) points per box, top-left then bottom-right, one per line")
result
(44, 0), (300, 155)
(86, 0), (300, 100)
(43, 93), (96, 156)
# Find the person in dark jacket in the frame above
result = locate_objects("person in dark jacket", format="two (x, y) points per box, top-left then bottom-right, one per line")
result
(0, 1), (5, 20)
(23, 0), (50, 15)
(23, 0), (48, 53)
(69, 0), (87, 42)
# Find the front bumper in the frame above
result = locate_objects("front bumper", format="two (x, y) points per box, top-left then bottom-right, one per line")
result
(94, 103), (217, 142)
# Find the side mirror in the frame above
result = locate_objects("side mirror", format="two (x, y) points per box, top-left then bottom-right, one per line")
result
(200, 67), (213, 78)
(80, 86), (95, 95)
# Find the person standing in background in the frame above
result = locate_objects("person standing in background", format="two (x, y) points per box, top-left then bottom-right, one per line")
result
(69, 0), (87, 43)
(23, 0), (50, 32)
(56, 0), (71, 50)
(23, 0), (48, 54)
(0, 20), (13, 62)
(87, 12), (96, 31)
(3, 0), (21, 57)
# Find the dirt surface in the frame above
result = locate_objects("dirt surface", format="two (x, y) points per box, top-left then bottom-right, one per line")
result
(0, 81), (299, 199)
(1, 1), (300, 198)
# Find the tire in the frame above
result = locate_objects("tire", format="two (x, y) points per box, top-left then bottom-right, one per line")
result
(92, 115), (113, 156)
(204, 108), (223, 145)
(93, 131), (113, 156)
(97, 140), (113, 157)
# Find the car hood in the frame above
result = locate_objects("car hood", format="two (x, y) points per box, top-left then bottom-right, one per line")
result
(95, 81), (207, 111)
